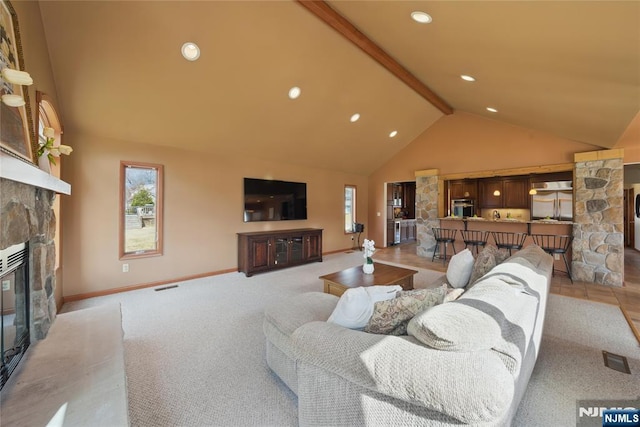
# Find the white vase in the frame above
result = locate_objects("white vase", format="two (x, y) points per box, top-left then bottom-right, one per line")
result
(38, 153), (51, 174)
(362, 262), (374, 274)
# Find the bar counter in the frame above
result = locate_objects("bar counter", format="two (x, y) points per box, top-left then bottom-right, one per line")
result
(438, 217), (573, 276)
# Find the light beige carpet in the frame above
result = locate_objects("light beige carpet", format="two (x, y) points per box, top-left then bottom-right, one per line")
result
(58, 251), (639, 426)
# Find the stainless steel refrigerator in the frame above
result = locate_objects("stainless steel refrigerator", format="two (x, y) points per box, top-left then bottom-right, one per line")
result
(531, 181), (573, 220)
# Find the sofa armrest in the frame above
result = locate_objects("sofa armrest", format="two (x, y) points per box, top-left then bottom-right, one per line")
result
(293, 321), (514, 424)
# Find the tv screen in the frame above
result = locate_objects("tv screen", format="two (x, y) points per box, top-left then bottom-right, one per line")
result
(243, 178), (307, 222)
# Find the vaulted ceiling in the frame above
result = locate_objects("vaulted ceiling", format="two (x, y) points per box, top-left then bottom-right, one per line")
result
(38, 1), (640, 175)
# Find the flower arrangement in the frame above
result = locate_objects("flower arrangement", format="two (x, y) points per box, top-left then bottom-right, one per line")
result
(37, 127), (73, 165)
(362, 239), (376, 264)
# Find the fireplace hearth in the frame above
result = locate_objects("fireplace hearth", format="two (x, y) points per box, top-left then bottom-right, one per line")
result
(0, 243), (29, 389)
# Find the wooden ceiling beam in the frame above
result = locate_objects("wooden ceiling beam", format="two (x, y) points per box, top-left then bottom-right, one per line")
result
(296, 0), (453, 115)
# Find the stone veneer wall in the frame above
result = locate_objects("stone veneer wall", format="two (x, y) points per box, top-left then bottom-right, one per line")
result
(572, 152), (624, 286)
(0, 178), (57, 340)
(415, 172), (440, 258)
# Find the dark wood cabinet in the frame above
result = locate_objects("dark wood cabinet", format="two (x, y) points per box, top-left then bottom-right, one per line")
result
(238, 228), (322, 276)
(503, 177), (529, 208)
(449, 179), (478, 200)
(479, 179), (504, 209)
(402, 182), (416, 217)
(479, 176), (529, 209)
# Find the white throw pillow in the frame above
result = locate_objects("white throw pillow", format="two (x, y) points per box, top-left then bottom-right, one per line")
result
(327, 285), (402, 330)
(446, 248), (475, 288)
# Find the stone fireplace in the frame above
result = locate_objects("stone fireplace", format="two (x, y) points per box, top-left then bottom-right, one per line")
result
(0, 178), (57, 341)
(0, 151), (70, 388)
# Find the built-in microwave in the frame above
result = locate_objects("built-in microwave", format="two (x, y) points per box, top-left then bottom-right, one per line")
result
(451, 198), (475, 217)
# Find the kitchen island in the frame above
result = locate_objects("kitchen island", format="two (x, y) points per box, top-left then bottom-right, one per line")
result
(438, 217), (573, 276)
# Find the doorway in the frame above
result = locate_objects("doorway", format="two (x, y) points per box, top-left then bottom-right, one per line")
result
(624, 163), (640, 250)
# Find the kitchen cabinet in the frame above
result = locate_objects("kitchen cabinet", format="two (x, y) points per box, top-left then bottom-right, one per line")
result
(400, 219), (416, 242)
(503, 177), (529, 208)
(449, 179), (478, 200)
(402, 182), (416, 217)
(392, 184), (403, 207)
(479, 179), (503, 209)
(387, 219), (416, 245)
(479, 176), (529, 209)
(238, 228), (322, 276)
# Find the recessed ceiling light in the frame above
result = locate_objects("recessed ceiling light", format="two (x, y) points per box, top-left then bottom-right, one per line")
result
(350, 113), (360, 123)
(411, 11), (432, 24)
(288, 86), (301, 100)
(389, 130), (398, 138)
(181, 42), (200, 61)
(487, 107), (498, 113)
(461, 75), (476, 82)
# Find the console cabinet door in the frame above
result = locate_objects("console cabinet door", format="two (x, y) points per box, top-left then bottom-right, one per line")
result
(289, 235), (304, 263)
(248, 237), (272, 272)
(304, 232), (322, 261)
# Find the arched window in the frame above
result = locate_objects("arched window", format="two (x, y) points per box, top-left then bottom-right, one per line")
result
(36, 92), (63, 269)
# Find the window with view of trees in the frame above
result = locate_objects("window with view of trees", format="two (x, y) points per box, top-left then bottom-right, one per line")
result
(119, 161), (164, 259)
(345, 185), (356, 233)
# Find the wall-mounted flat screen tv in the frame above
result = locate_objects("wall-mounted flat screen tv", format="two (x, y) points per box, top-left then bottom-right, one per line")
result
(243, 178), (307, 222)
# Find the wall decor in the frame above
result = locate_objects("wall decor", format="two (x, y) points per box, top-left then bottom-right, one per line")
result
(0, 0), (36, 163)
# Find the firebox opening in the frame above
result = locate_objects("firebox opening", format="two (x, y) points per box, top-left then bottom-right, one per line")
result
(1, 242), (30, 390)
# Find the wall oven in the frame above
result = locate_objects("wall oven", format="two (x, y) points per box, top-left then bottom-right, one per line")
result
(451, 199), (475, 217)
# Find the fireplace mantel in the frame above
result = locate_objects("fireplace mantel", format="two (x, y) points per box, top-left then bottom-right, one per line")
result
(0, 151), (70, 195)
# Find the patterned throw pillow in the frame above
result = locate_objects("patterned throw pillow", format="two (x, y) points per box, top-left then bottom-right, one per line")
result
(467, 246), (498, 288)
(364, 285), (446, 335)
(444, 287), (465, 302)
(494, 246), (511, 264)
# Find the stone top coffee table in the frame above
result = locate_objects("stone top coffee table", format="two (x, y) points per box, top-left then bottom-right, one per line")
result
(319, 262), (418, 297)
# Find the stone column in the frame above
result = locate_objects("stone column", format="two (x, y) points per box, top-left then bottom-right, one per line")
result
(415, 169), (440, 258)
(0, 179), (58, 340)
(572, 150), (624, 286)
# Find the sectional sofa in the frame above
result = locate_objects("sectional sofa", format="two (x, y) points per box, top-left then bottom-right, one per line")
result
(263, 245), (554, 426)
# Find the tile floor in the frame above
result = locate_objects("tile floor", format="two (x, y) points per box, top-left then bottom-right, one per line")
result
(374, 241), (640, 343)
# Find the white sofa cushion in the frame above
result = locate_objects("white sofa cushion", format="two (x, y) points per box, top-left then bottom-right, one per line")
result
(327, 285), (401, 330)
(446, 248), (475, 288)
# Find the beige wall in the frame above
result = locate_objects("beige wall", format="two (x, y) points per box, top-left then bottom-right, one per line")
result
(367, 111), (602, 247)
(60, 132), (367, 297)
(13, 3), (638, 297)
(11, 2), (64, 307)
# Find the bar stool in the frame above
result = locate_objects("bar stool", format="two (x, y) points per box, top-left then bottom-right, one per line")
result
(491, 231), (528, 256)
(432, 228), (457, 264)
(531, 234), (573, 283)
(461, 230), (489, 255)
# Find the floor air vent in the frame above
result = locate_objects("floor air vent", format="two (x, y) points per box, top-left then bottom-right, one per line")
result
(602, 351), (631, 374)
(155, 285), (178, 292)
